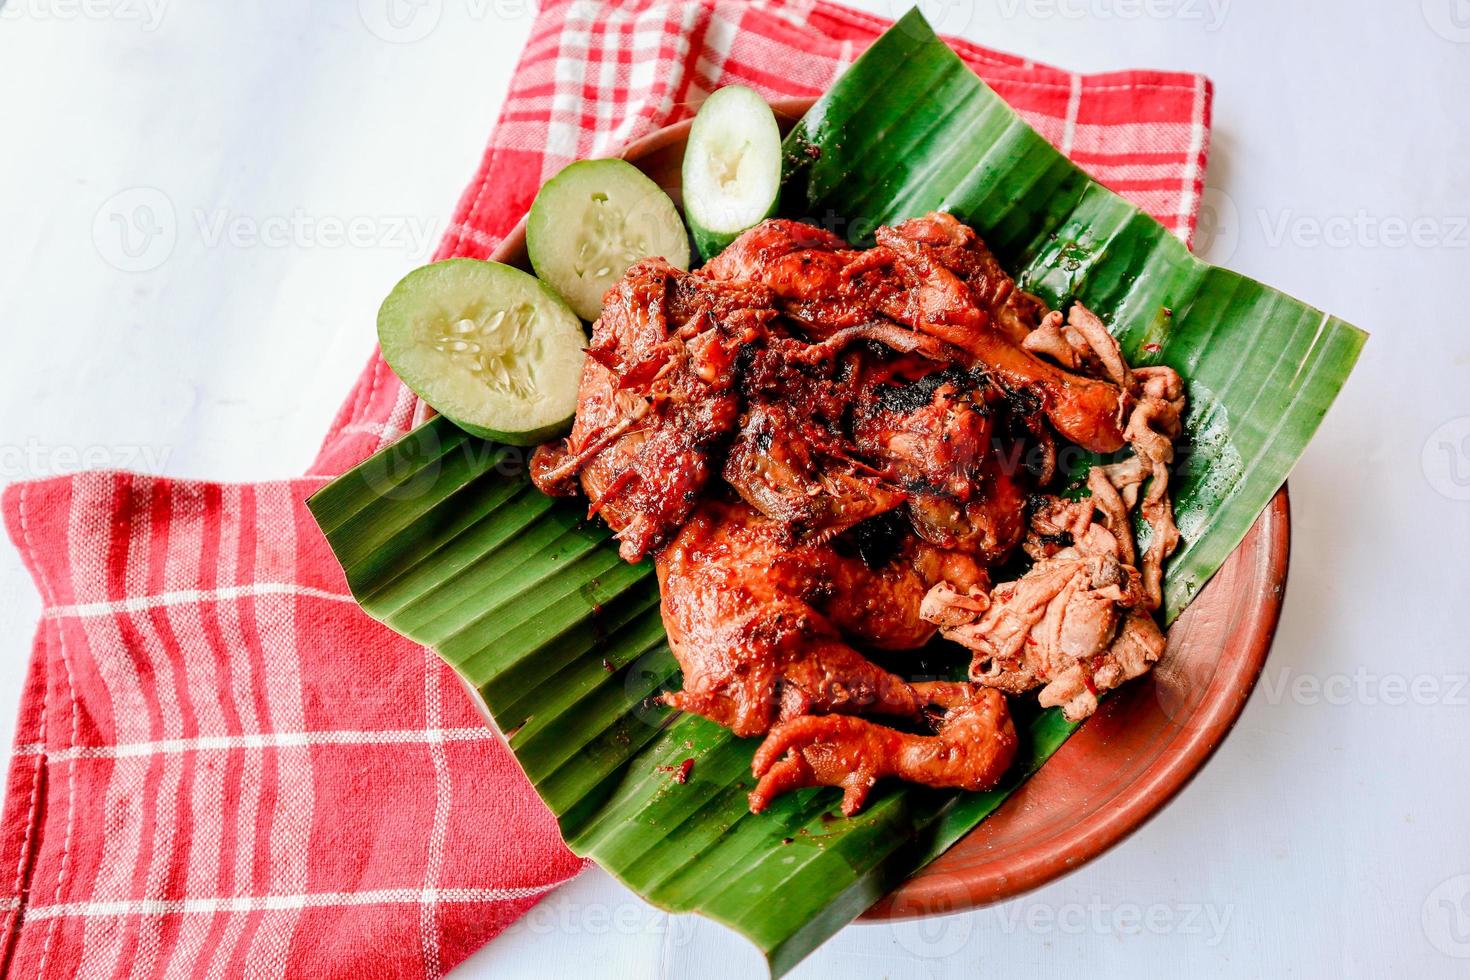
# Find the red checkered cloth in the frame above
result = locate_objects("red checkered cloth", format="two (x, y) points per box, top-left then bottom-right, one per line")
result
(0, 1), (1211, 977)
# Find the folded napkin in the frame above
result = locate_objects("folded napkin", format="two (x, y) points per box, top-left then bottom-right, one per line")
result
(0, 1), (1211, 977)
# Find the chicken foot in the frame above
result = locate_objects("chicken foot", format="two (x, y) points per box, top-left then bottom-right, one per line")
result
(748, 683), (1018, 815)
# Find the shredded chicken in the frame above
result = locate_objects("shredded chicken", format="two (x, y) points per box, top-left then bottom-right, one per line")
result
(921, 317), (1185, 722)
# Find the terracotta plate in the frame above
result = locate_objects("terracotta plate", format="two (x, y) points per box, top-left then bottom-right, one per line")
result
(484, 98), (1290, 920)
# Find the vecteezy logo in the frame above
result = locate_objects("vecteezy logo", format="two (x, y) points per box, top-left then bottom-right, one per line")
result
(358, 0), (442, 43)
(889, 0), (975, 36)
(1423, 417), (1470, 501)
(1424, 0), (1470, 41)
(92, 187), (177, 272)
(1424, 874), (1470, 958)
(360, 418), (445, 501)
(888, 882), (974, 958)
(1154, 664), (1197, 726)
(1192, 186), (1240, 263)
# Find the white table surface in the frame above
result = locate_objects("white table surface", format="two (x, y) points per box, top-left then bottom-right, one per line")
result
(1, 1), (1466, 976)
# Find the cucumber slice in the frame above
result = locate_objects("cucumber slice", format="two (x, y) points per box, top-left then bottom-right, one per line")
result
(526, 158), (690, 320)
(682, 85), (782, 261)
(377, 258), (586, 446)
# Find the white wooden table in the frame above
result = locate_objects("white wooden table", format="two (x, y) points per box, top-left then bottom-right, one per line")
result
(1, 1), (1466, 976)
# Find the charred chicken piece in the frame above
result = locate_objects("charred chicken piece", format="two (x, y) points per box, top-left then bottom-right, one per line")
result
(656, 499), (986, 737)
(748, 683), (1017, 815)
(722, 323), (988, 542)
(723, 398), (906, 540)
(721, 338), (907, 540)
(852, 360), (993, 501)
(530, 259), (777, 561)
(851, 357), (1027, 563)
(868, 214), (1130, 454)
(709, 215), (1129, 452)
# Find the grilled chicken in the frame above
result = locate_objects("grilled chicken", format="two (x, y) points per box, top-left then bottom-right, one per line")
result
(656, 498), (986, 737)
(706, 213), (1130, 453)
(531, 259), (776, 561)
(851, 357), (1026, 562)
(703, 219), (868, 336)
(866, 215), (1130, 453)
(720, 338), (907, 540)
(534, 213), (1182, 813)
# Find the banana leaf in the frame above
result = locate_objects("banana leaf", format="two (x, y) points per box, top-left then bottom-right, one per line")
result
(308, 10), (1365, 976)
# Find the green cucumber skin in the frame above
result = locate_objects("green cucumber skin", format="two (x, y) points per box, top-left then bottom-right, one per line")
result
(447, 416), (571, 448)
(688, 194), (778, 263)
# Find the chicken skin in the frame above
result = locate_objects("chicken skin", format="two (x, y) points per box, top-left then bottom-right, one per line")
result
(655, 498), (986, 737)
(706, 213), (1130, 453)
(531, 259), (777, 561)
